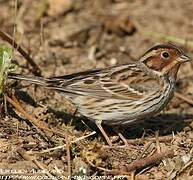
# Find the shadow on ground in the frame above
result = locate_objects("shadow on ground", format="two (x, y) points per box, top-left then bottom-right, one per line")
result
(51, 107), (193, 140)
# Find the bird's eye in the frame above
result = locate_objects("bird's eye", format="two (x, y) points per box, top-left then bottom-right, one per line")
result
(161, 51), (170, 59)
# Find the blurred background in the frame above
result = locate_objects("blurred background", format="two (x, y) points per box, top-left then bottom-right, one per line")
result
(1, 0), (193, 76)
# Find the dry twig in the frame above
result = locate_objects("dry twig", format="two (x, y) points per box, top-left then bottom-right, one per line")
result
(6, 94), (70, 138)
(126, 135), (174, 145)
(0, 30), (41, 75)
(175, 92), (193, 106)
(65, 134), (71, 178)
(125, 149), (174, 172)
(26, 131), (96, 155)
(86, 158), (131, 176)
(17, 148), (58, 180)
(155, 131), (161, 153)
(178, 160), (193, 176)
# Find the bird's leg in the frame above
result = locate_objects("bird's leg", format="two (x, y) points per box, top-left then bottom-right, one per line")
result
(96, 122), (112, 146)
(113, 127), (129, 148)
(117, 132), (129, 148)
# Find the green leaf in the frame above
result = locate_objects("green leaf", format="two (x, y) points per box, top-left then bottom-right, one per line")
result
(0, 46), (13, 96)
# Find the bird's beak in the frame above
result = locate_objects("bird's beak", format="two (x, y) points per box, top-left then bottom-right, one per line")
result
(177, 54), (191, 62)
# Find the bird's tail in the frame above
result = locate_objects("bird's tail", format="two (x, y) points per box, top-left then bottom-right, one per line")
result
(8, 73), (47, 86)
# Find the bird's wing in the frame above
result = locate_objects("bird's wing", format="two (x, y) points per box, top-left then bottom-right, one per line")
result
(46, 64), (162, 100)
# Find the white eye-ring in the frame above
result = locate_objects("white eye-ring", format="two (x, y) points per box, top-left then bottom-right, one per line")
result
(161, 51), (170, 59)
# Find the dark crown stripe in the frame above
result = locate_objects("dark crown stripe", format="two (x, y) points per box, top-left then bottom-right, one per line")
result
(142, 44), (183, 57)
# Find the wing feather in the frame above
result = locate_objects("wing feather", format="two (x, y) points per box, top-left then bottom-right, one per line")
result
(46, 64), (162, 101)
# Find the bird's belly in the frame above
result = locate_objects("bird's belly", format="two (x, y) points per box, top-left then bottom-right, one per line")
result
(71, 88), (174, 125)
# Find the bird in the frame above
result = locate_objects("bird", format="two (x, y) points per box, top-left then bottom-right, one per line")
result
(8, 44), (191, 146)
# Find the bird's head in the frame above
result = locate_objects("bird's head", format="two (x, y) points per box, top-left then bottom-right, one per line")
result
(139, 44), (191, 80)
